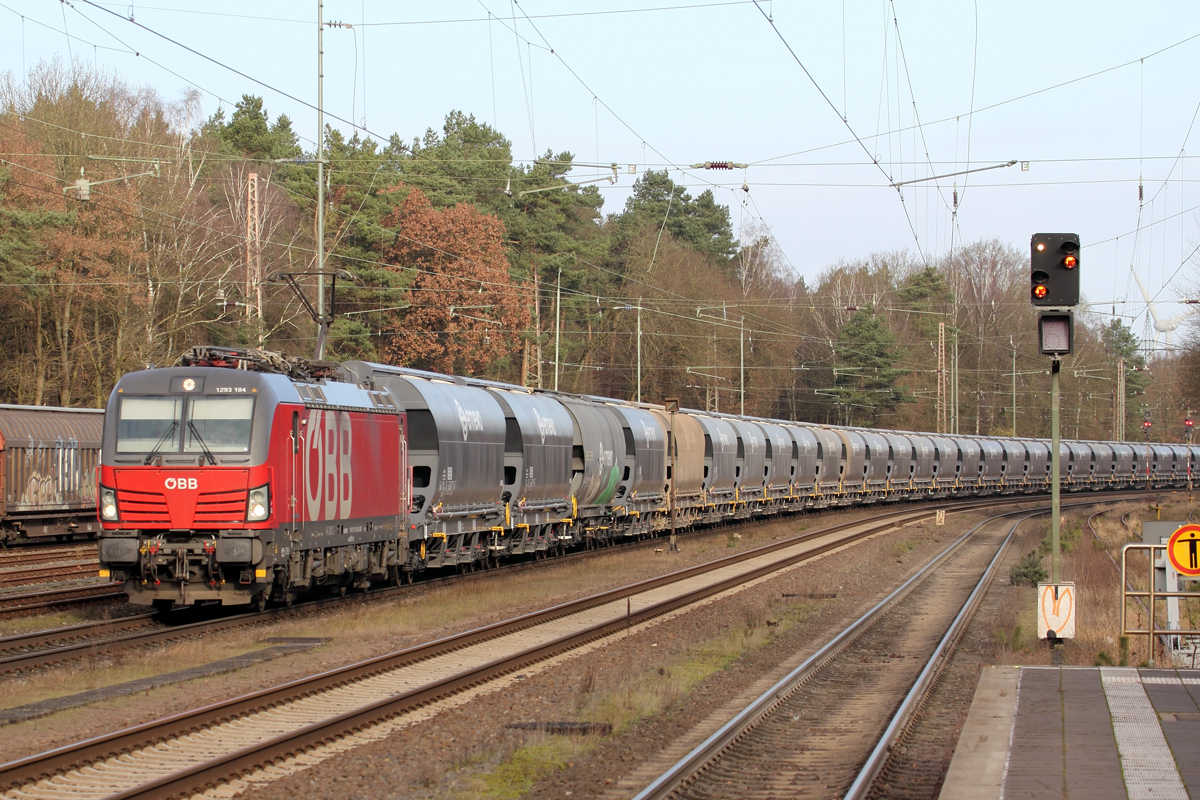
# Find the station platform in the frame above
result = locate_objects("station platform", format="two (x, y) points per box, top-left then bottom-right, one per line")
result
(941, 665), (1199, 799)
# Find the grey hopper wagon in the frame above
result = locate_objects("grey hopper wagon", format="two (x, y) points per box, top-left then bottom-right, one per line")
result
(341, 362), (506, 568)
(598, 402), (668, 534)
(724, 417), (767, 511)
(690, 413), (739, 522)
(782, 424), (819, 502)
(485, 386), (575, 555)
(755, 421), (796, 503)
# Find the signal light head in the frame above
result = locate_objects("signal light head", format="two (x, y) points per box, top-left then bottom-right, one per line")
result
(1063, 255), (1077, 268)
(1033, 284), (1049, 299)
(1036, 243), (1046, 251)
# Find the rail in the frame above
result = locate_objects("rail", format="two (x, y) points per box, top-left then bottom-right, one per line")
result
(843, 513), (1027, 799)
(630, 509), (1034, 800)
(0, 498), (1010, 796)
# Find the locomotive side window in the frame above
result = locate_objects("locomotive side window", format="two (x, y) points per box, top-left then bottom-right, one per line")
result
(116, 397), (182, 452)
(186, 397), (255, 453)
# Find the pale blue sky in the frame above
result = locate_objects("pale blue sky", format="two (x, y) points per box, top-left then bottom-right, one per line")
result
(3, 1), (1200, 339)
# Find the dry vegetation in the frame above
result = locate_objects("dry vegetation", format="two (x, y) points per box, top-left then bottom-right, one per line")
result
(988, 497), (1200, 667)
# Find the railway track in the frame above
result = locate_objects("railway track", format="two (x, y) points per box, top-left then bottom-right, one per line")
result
(0, 497), (1025, 799)
(0, 563), (100, 589)
(0, 544), (97, 568)
(0, 584), (125, 618)
(0, 492), (1167, 799)
(0, 495), (1014, 675)
(632, 508), (1032, 800)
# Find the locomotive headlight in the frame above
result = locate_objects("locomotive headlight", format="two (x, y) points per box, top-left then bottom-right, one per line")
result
(246, 485), (270, 522)
(100, 486), (119, 521)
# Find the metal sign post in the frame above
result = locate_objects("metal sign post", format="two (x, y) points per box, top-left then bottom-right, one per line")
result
(1032, 233), (1079, 654)
(1051, 357), (1061, 584)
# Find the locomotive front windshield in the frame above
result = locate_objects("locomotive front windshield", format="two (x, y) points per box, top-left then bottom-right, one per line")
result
(116, 395), (254, 454)
(116, 397), (182, 452)
(185, 397), (254, 452)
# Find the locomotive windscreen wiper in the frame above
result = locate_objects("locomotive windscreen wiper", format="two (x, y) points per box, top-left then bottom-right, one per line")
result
(142, 420), (179, 465)
(187, 421), (218, 466)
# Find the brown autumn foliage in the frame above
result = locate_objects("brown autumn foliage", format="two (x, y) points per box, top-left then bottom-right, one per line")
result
(377, 187), (531, 375)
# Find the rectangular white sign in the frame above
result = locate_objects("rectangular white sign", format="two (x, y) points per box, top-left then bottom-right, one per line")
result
(1037, 582), (1076, 639)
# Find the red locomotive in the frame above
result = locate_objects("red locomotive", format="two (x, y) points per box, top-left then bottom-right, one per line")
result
(97, 347), (407, 610)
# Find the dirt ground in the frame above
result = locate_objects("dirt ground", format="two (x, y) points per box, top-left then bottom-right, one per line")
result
(0, 504), (956, 762)
(2, 495), (1160, 800)
(240, 508), (1006, 800)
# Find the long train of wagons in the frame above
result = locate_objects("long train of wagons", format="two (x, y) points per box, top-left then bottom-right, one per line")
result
(93, 346), (1189, 610)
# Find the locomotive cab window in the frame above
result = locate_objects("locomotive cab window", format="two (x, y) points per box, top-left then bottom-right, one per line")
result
(186, 397), (254, 453)
(116, 397), (182, 452)
(114, 394), (253, 455)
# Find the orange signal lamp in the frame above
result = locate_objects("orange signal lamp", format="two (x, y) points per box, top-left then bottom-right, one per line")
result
(1033, 284), (1049, 299)
(1063, 255), (1077, 268)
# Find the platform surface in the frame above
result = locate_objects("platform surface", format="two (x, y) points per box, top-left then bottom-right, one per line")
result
(942, 665), (1200, 799)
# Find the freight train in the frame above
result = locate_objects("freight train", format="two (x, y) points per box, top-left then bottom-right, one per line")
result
(0, 404), (103, 547)
(95, 346), (1192, 610)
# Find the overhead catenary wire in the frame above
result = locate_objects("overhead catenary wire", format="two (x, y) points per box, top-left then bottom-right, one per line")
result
(752, 29), (1200, 167)
(5, 4), (1188, 382)
(82, 1), (762, 27)
(750, 0), (928, 266)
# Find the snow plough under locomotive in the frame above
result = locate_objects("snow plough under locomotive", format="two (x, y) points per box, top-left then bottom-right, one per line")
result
(96, 346), (1197, 610)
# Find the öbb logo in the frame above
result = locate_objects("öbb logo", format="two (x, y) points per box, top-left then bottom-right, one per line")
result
(164, 477), (198, 490)
(304, 409), (353, 522)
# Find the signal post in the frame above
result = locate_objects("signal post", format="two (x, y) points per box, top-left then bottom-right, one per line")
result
(1031, 233), (1080, 647)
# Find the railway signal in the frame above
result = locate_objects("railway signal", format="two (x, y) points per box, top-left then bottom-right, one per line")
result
(1030, 233), (1081, 307)
(1031, 232), (1080, 650)
(1186, 415), (1194, 442)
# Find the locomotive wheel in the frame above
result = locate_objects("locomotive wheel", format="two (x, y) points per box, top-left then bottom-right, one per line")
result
(405, 569), (414, 585)
(389, 565), (402, 587)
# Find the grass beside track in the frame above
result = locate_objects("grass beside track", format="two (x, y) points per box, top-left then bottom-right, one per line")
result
(458, 597), (830, 799)
(987, 497), (1200, 667)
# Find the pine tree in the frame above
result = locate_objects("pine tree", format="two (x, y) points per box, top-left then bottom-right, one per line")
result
(832, 305), (913, 426)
